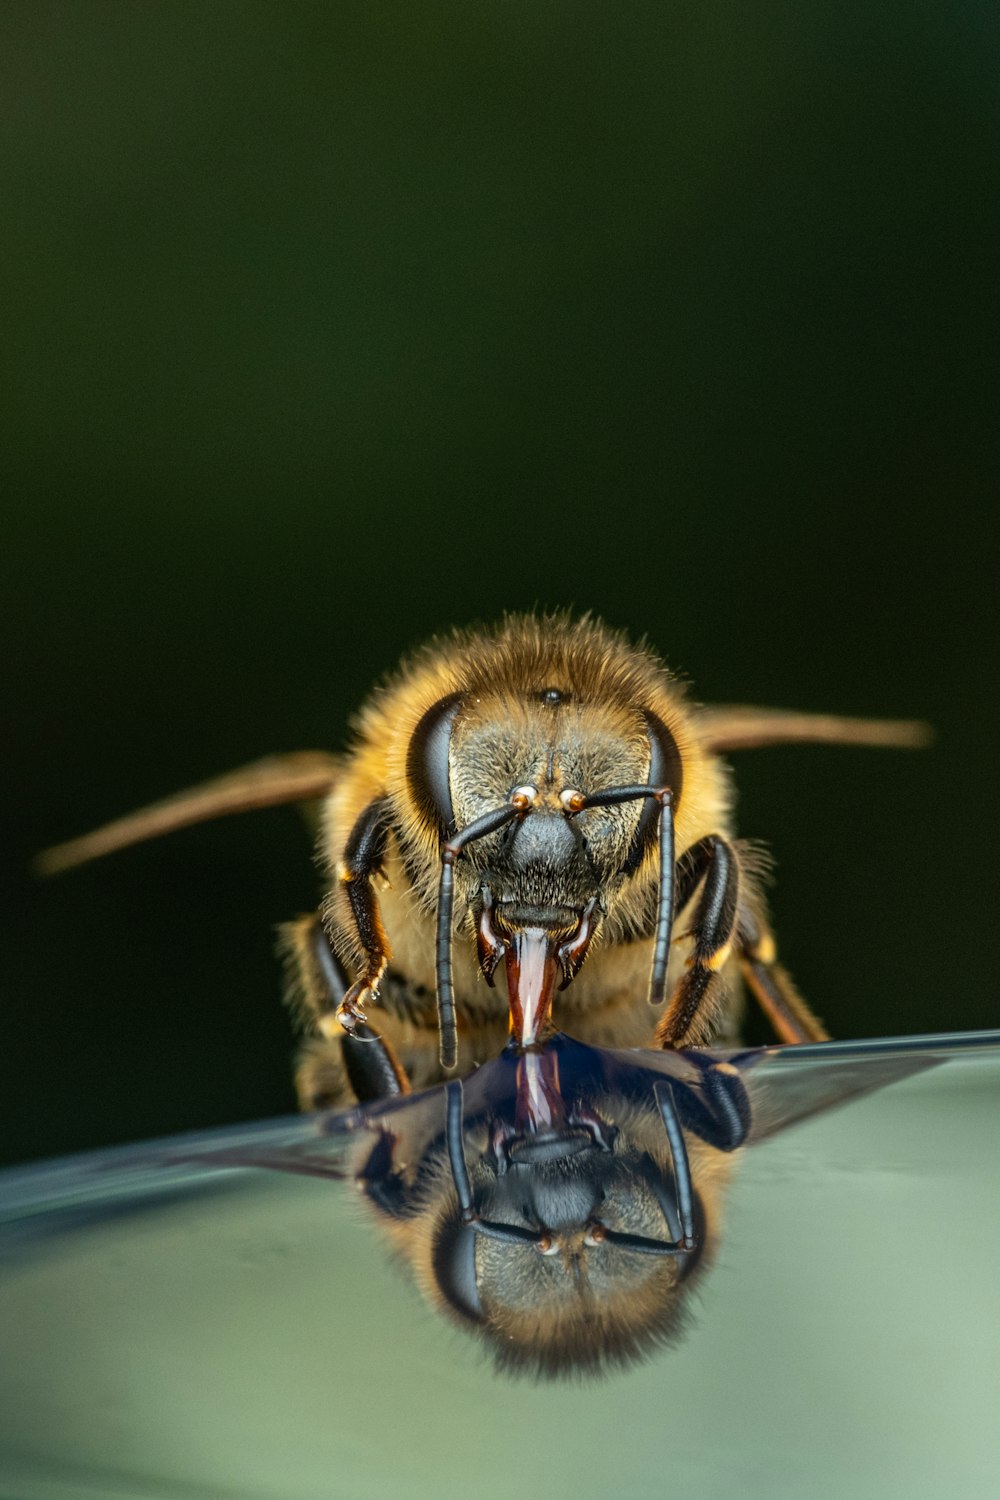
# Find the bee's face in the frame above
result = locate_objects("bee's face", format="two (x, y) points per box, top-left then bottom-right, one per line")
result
(451, 694), (650, 913)
(422, 691), (682, 1042)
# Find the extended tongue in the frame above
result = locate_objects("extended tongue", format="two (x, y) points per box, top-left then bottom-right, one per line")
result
(503, 926), (561, 1047)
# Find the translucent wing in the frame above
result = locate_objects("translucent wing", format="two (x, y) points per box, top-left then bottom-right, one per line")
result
(697, 705), (931, 753)
(35, 751), (341, 875)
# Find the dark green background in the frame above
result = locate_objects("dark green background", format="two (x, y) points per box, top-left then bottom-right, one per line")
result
(3, 2), (997, 1166)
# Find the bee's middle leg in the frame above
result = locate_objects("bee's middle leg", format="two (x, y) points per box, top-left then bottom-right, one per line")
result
(735, 903), (829, 1044)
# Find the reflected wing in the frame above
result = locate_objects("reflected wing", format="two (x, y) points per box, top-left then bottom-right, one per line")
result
(241, 1032), (1000, 1163)
(741, 1031), (1000, 1143)
(595, 1031), (1000, 1146)
(0, 1114), (339, 1227)
(35, 751), (341, 875)
(697, 705), (931, 752)
(157, 1144), (351, 1181)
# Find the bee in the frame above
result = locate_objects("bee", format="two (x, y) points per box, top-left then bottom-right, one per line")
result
(39, 614), (927, 1107)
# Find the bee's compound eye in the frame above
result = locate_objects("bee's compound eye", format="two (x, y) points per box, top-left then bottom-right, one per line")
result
(560, 788), (586, 813)
(406, 693), (463, 837)
(510, 784), (538, 809)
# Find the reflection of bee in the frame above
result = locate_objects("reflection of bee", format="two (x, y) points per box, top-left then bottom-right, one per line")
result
(184, 1030), (950, 1380)
(40, 614), (927, 1105)
(335, 1037), (747, 1378)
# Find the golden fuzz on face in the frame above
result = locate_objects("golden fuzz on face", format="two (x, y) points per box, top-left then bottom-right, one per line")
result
(350, 613), (728, 859)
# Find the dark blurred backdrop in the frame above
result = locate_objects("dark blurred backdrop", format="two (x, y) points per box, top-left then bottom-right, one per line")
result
(3, 2), (998, 1166)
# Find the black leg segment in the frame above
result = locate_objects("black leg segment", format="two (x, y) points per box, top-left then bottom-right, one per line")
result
(339, 795), (394, 1003)
(655, 834), (740, 1047)
(306, 912), (411, 1103)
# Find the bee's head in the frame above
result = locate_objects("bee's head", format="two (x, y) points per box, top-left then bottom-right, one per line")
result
(406, 689), (683, 1064)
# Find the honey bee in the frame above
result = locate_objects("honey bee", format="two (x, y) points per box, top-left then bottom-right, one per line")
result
(39, 614), (927, 1107)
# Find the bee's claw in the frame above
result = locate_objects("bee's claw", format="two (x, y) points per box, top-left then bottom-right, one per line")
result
(318, 982), (373, 1040)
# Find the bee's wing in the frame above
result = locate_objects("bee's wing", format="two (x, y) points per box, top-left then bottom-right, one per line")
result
(740, 1031), (1000, 1144)
(35, 751), (341, 875)
(697, 705), (931, 752)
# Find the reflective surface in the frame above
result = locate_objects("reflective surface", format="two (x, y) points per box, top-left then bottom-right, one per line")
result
(2, 1032), (999, 1499)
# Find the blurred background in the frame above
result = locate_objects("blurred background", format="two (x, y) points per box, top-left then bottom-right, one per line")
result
(2, 2), (997, 1166)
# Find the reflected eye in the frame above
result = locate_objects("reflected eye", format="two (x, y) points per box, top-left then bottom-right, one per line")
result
(431, 1218), (483, 1323)
(406, 694), (463, 838)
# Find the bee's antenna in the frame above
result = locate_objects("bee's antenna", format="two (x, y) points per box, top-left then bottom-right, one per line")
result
(564, 784), (675, 1008)
(649, 791), (675, 1007)
(436, 796), (533, 1070)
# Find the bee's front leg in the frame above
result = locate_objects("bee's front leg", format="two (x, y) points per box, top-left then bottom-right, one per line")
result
(654, 836), (828, 1047)
(655, 835), (741, 1047)
(282, 912), (411, 1106)
(327, 794), (395, 1023)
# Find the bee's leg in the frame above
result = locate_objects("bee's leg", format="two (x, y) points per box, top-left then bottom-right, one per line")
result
(655, 835), (740, 1048)
(655, 838), (830, 1047)
(282, 912), (410, 1104)
(735, 904), (829, 1044)
(327, 794), (395, 1016)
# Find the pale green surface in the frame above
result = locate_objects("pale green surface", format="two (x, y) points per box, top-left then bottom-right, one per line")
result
(1, 1054), (998, 1500)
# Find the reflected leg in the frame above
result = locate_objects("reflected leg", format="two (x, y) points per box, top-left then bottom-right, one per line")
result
(674, 1053), (753, 1151)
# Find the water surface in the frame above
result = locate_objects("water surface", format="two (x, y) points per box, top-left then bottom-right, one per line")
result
(1, 1032), (998, 1500)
